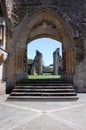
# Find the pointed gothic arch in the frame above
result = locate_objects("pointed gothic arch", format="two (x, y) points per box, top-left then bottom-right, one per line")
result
(10, 8), (75, 81)
(15, 8), (73, 47)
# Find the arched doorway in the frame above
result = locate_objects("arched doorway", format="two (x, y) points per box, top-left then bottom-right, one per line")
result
(27, 38), (62, 78)
(10, 8), (75, 82)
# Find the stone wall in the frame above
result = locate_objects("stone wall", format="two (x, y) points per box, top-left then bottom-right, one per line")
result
(30, 50), (43, 75)
(11, 0), (86, 38)
(0, 81), (6, 95)
(0, 6), (7, 95)
(74, 59), (86, 92)
(0, 0), (86, 93)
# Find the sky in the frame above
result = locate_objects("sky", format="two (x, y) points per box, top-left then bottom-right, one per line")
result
(27, 38), (62, 66)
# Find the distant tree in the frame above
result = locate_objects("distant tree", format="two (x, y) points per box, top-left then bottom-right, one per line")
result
(27, 59), (33, 64)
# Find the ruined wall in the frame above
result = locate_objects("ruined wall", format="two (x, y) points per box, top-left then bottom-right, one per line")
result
(11, 0), (86, 37)
(0, 1), (7, 94)
(4, 0), (86, 92)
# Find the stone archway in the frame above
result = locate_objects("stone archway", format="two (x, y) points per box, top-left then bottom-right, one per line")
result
(7, 8), (75, 83)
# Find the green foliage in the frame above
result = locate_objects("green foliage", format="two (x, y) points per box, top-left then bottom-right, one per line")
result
(28, 59), (33, 64)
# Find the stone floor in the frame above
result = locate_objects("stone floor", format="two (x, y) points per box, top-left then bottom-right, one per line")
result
(0, 94), (86, 130)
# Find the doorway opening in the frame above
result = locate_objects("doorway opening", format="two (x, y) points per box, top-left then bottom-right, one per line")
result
(27, 38), (62, 79)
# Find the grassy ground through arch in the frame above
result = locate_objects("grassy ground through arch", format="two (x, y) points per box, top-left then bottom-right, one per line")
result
(28, 73), (61, 79)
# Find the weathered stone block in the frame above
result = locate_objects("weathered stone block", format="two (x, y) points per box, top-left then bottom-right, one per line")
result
(0, 81), (6, 95)
(74, 59), (86, 92)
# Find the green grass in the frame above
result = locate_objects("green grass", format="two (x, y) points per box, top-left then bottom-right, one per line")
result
(28, 73), (61, 79)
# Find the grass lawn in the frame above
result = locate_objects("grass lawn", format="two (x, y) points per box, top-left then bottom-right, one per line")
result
(28, 73), (61, 79)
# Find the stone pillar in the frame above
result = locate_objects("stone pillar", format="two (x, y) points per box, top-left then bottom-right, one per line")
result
(53, 50), (58, 75)
(31, 64), (36, 75)
(35, 50), (43, 75)
(62, 50), (66, 73)
(0, 18), (7, 94)
(15, 48), (28, 81)
(53, 48), (60, 75)
(63, 48), (74, 74)
(0, 63), (6, 95)
(73, 39), (86, 92)
(30, 50), (43, 75)
(37, 51), (43, 75)
(0, 51), (6, 95)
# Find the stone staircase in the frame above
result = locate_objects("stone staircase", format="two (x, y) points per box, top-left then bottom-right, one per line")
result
(8, 79), (78, 100)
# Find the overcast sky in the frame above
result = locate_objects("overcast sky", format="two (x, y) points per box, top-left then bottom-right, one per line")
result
(27, 38), (62, 66)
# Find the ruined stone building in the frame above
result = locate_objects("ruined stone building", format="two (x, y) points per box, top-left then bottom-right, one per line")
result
(0, 0), (86, 94)
(53, 48), (62, 75)
(29, 50), (43, 75)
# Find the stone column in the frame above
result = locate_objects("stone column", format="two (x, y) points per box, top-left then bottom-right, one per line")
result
(31, 64), (36, 75)
(63, 48), (74, 74)
(62, 50), (66, 73)
(53, 48), (60, 75)
(30, 50), (43, 75)
(35, 50), (43, 75)
(15, 48), (28, 80)
(38, 52), (43, 75)
(53, 51), (57, 75)
(73, 39), (86, 92)
(0, 18), (7, 94)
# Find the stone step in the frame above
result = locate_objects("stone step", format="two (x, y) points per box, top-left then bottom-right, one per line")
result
(17, 82), (72, 85)
(15, 83), (72, 86)
(15, 85), (73, 89)
(7, 96), (78, 100)
(8, 78), (78, 100)
(11, 92), (76, 96)
(16, 79), (73, 86)
(17, 84), (72, 87)
(13, 88), (75, 92)
(18, 78), (71, 82)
